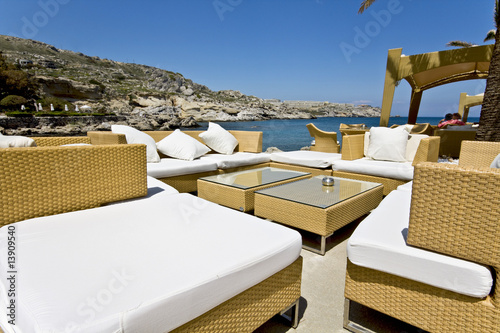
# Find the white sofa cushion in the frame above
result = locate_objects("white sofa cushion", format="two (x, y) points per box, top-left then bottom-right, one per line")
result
(147, 158), (218, 178)
(332, 157), (414, 181)
(0, 194), (301, 333)
(270, 151), (342, 168)
(366, 127), (408, 162)
(156, 129), (210, 161)
(201, 152), (271, 169)
(111, 125), (160, 163)
(364, 132), (428, 163)
(396, 181), (413, 192)
(347, 189), (493, 298)
(0, 135), (36, 148)
(199, 122), (238, 154)
(490, 154), (500, 168)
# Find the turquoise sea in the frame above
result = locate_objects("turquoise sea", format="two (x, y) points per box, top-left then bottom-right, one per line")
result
(193, 117), (480, 152)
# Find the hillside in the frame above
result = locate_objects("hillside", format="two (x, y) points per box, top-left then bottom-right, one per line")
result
(0, 35), (380, 134)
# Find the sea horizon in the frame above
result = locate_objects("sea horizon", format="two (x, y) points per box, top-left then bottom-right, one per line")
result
(192, 116), (481, 152)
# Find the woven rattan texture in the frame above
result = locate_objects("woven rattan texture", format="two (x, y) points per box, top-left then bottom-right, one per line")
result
(0, 145), (147, 226)
(345, 261), (500, 332)
(459, 140), (500, 167)
(269, 162), (332, 176)
(159, 171), (219, 193)
(172, 257), (302, 333)
(331, 170), (403, 195)
(198, 174), (310, 212)
(411, 136), (440, 166)
(32, 136), (91, 146)
(340, 134), (365, 161)
(218, 163), (271, 174)
(87, 131), (127, 145)
(255, 186), (382, 236)
(408, 162), (500, 269)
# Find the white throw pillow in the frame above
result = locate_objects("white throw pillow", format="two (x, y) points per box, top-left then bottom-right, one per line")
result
(156, 129), (210, 161)
(405, 134), (428, 162)
(490, 154), (500, 168)
(199, 122), (238, 154)
(111, 125), (160, 163)
(0, 135), (36, 148)
(366, 127), (408, 162)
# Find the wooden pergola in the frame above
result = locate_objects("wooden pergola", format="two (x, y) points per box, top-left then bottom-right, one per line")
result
(379, 45), (493, 126)
(458, 92), (484, 122)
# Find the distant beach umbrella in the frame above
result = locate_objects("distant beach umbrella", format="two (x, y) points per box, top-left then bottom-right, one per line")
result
(50, 104), (54, 111)
(65, 104), (69, 111)
(21, 105), (25, 111)
(75, 105), (79, 112)
(38, 103), (43, 110)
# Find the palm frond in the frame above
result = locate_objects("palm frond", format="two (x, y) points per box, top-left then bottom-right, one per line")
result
(446, 40), (477, 48)
(484, 29), (497, 42)
(358, 0), (377, 14)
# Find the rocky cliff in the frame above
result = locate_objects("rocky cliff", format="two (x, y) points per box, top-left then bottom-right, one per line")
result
(0, 35), (380, 135)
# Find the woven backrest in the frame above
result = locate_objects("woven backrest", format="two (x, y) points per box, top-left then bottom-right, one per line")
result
(0, 144), (147, 226)
(32, 136), (91, 146)
(408, 162), (500, 267)
(87, 131), (128, 144)
(411, 136), (440, 166)
(459, 141), (500, 168)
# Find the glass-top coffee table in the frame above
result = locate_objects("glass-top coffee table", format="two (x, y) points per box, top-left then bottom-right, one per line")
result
(254, 176), (383, 255)
(197, 167), (311, 212)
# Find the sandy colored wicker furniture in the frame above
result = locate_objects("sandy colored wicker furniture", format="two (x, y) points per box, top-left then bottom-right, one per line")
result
(333, 133), (440, 195)
(344, 142), (500, 332)
(254, 176), (383, 255)
(31, 136), (92, 146)
(433, 126), (477, 157)
(339, 123), (369, 138)
(307, 123), (340, 153)
(0, 145), (303, 333)
(198, 167), (311, 212)
(390, 123), (434, 135)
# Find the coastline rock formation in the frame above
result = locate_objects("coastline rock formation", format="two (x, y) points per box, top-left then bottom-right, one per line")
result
(0, 35), (381, 135)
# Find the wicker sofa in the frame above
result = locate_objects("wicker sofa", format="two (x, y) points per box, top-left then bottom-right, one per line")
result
(332, 132), (440, 195)
(0, 144), (303, 333)
(344, 140), (500, 332)
(87, 129), (338, 192)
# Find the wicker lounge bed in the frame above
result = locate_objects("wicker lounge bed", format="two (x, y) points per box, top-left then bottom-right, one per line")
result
(344, 141), (500, 332)
(0, 144), (303, 333)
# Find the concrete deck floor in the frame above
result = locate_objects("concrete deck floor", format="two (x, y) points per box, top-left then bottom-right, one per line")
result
(255, 219), (427, 333)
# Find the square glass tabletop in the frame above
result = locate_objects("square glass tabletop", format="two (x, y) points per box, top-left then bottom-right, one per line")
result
(199, 167), (310, 190)
(255, 176), (382, 209)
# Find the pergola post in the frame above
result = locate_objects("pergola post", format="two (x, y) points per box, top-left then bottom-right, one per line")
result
(379, 48), (402, 127)
(408, 90), (423, 124)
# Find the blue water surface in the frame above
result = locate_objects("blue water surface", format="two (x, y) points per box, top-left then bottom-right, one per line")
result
(191, 117), (480, 152)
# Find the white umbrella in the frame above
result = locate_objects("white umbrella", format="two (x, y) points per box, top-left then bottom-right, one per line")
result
(21, 105), (25, 111)
(38, 103), (43, 111)
(50, 104), (54, 111)
(75, 105), (79, 112)
(65, 105), (69, 111)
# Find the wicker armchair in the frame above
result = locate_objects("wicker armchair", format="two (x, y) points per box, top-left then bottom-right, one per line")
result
(344, 141), (500, 332)
(306, 123), (340, 153)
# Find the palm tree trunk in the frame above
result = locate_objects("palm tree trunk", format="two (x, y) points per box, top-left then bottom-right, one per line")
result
(477, 30), (500, 141)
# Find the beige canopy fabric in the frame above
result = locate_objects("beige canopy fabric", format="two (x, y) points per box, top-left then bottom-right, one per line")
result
(458, 92), (484, 122)
(379, 45), (493, 126)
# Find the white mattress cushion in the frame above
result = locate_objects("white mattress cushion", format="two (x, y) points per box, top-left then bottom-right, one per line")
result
(405, 134), (428, 162)
(0, 194), (301, 333)
(147, 158), (218, 178)
(270, 151), (342, 168)
(347, 190), (493, 298)
(332, 157), (414, 181)
(396, 181), (413, 192)
(200, 152), (271, 169)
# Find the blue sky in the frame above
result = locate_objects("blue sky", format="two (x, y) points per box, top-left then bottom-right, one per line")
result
(0, 0), (495, 117)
